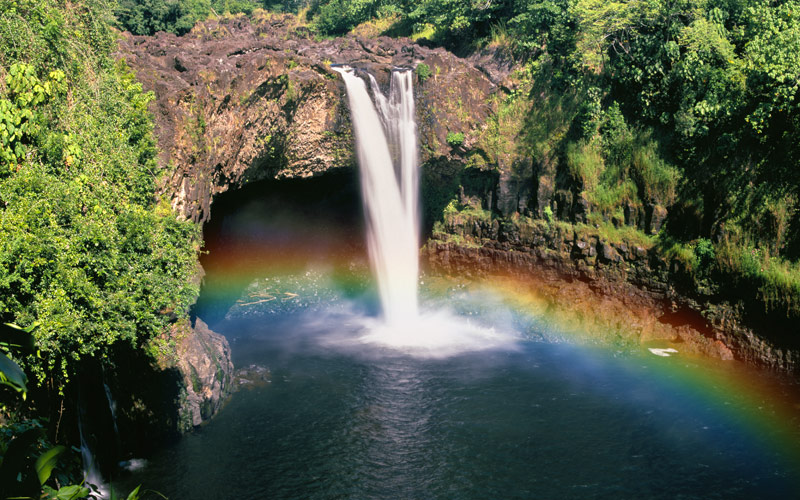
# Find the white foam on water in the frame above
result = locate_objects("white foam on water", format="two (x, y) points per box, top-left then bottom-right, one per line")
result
(311, 305), (521, 359)
(330, 67), (521, 358)
(648, 347), (679, 357)
(356, 310), (521, 358)
(119, 458), (148, 472)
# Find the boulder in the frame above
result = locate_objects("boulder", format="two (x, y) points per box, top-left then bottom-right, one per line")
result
(176, 318), (234, 429)
(645, 204), (668, 234)
(598, 241), (623, 264)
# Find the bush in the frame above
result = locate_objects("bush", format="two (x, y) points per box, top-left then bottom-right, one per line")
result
(565, 140), (603, 191)
(543, 205), (554, 223)
(695, 238), (715, 270)
(415, 62), (432, 82)
(0, 0), (200, 388)
(446, 131), (465, 147)
(313, 0), (380, 35)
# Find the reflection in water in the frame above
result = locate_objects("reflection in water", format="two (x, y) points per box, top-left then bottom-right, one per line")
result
(115, 306), (800, 499)
(351, 362), (437, 497)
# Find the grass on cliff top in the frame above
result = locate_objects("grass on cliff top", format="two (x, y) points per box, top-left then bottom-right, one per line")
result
(573, 221), (656, 249)
(715, 242), (800, 318)
(350, 12), (402, 38)
(434, 202), (800, 320)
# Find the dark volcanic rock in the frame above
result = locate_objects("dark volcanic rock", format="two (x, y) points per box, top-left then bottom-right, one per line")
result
(176, 317), (234, 428)
(598, 241), (623, 264)
(646, 204), (668, 234)
(118, 13), (502, 223)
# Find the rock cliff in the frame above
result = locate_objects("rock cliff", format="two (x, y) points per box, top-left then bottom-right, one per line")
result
(117, 13), (798, 376)
(425, 213), (800, 373)
(119, 12), (502, 223)
(175, 317), (234, 429)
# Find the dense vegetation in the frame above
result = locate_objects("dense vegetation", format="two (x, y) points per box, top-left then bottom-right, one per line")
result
(0, 0), (199, 422)
(115, 0), (800, 256)
(115, 0), (306, 35)
(1, 0), (796, 396)
(1, 0), (799, 492)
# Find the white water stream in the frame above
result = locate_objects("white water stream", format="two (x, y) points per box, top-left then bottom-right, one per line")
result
(334, 66), (518, 355)
(334, 67), (419, 324)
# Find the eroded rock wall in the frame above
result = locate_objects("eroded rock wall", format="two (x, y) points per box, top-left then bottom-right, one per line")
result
(175, 317), (234, 429)
(119, 13), (502, 223)
(118, 14), (799, 376)
(425, 214), (800, 373)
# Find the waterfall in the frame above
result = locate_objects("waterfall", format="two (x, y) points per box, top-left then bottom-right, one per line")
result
(332, 65), (517, 355)
(77, 403), (109, 498)
(334, 67), (420, 325)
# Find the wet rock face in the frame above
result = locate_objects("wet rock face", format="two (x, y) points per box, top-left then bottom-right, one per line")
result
(92, 317), (233, 457)
(118, 13), (501, 223)
(426, 216), (800, 374)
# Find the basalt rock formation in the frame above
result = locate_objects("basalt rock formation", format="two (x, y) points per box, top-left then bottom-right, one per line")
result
(116, 13), (506, 430)
(424, 213), (800, 374)
(175, 317), (234, 428)
(118, 12), (503, 224)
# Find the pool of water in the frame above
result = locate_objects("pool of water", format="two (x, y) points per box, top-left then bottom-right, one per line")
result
(116, 299), (800, 499)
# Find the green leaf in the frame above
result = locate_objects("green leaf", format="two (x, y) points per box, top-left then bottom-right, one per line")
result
(0, 352), (27, 393)
(35, 445), (65, 486)
(0, 323), (38, 352)
(55, 484), (90, 500)
(0, 429), (43, 497)
(126, 485), (141, 500)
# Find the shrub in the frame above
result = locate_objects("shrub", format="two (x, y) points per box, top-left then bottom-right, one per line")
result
(415, 62), (432, 82)
(0, 0), (200, 388)
(443, 198), (459, 214)
(543, 205), (554, 223)
(565, 140), (603, 191)
(630, 137), (679, 205)
(446, 131), (465, 147)
(695, 238), (715, 271)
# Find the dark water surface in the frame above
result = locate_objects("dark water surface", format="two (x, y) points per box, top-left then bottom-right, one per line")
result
(116, 310), (800, 499)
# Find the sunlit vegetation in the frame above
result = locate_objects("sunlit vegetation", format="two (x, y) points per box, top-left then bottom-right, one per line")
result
(0, 0), (199, 406)
(264, 0), (800, 320)
(2, 0), (800, 489)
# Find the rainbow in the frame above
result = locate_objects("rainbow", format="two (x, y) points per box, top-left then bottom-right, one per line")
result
(196, 237), (800, 486)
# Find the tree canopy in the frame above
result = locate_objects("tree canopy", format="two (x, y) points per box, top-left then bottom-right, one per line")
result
(0, 0), (199, 390)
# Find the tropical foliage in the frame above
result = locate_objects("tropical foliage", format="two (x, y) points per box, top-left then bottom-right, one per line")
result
(0, 0), (199, 393)
(2, 0), (800, 488)
(272, 0), (800, 314)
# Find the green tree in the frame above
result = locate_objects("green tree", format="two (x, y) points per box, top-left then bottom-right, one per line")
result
(1, 0), (200, 389)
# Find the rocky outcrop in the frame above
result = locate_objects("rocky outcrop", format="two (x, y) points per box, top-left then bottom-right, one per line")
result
(425, 214), (800, 373)
(116, 13), (798, 376)
(91, 316), (233, 461)
(175, 317), (234, 429)
(118, 13), (502, 223)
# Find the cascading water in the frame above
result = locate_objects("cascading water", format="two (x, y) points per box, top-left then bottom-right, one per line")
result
(334, 65), (517, 354)
(113, 66), (800, 500)
(333, 67), (419, 324)
(77, 403), (109, 498)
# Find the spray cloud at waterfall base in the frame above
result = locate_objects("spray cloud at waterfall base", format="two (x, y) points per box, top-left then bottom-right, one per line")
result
(333, 65), (519, 357)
